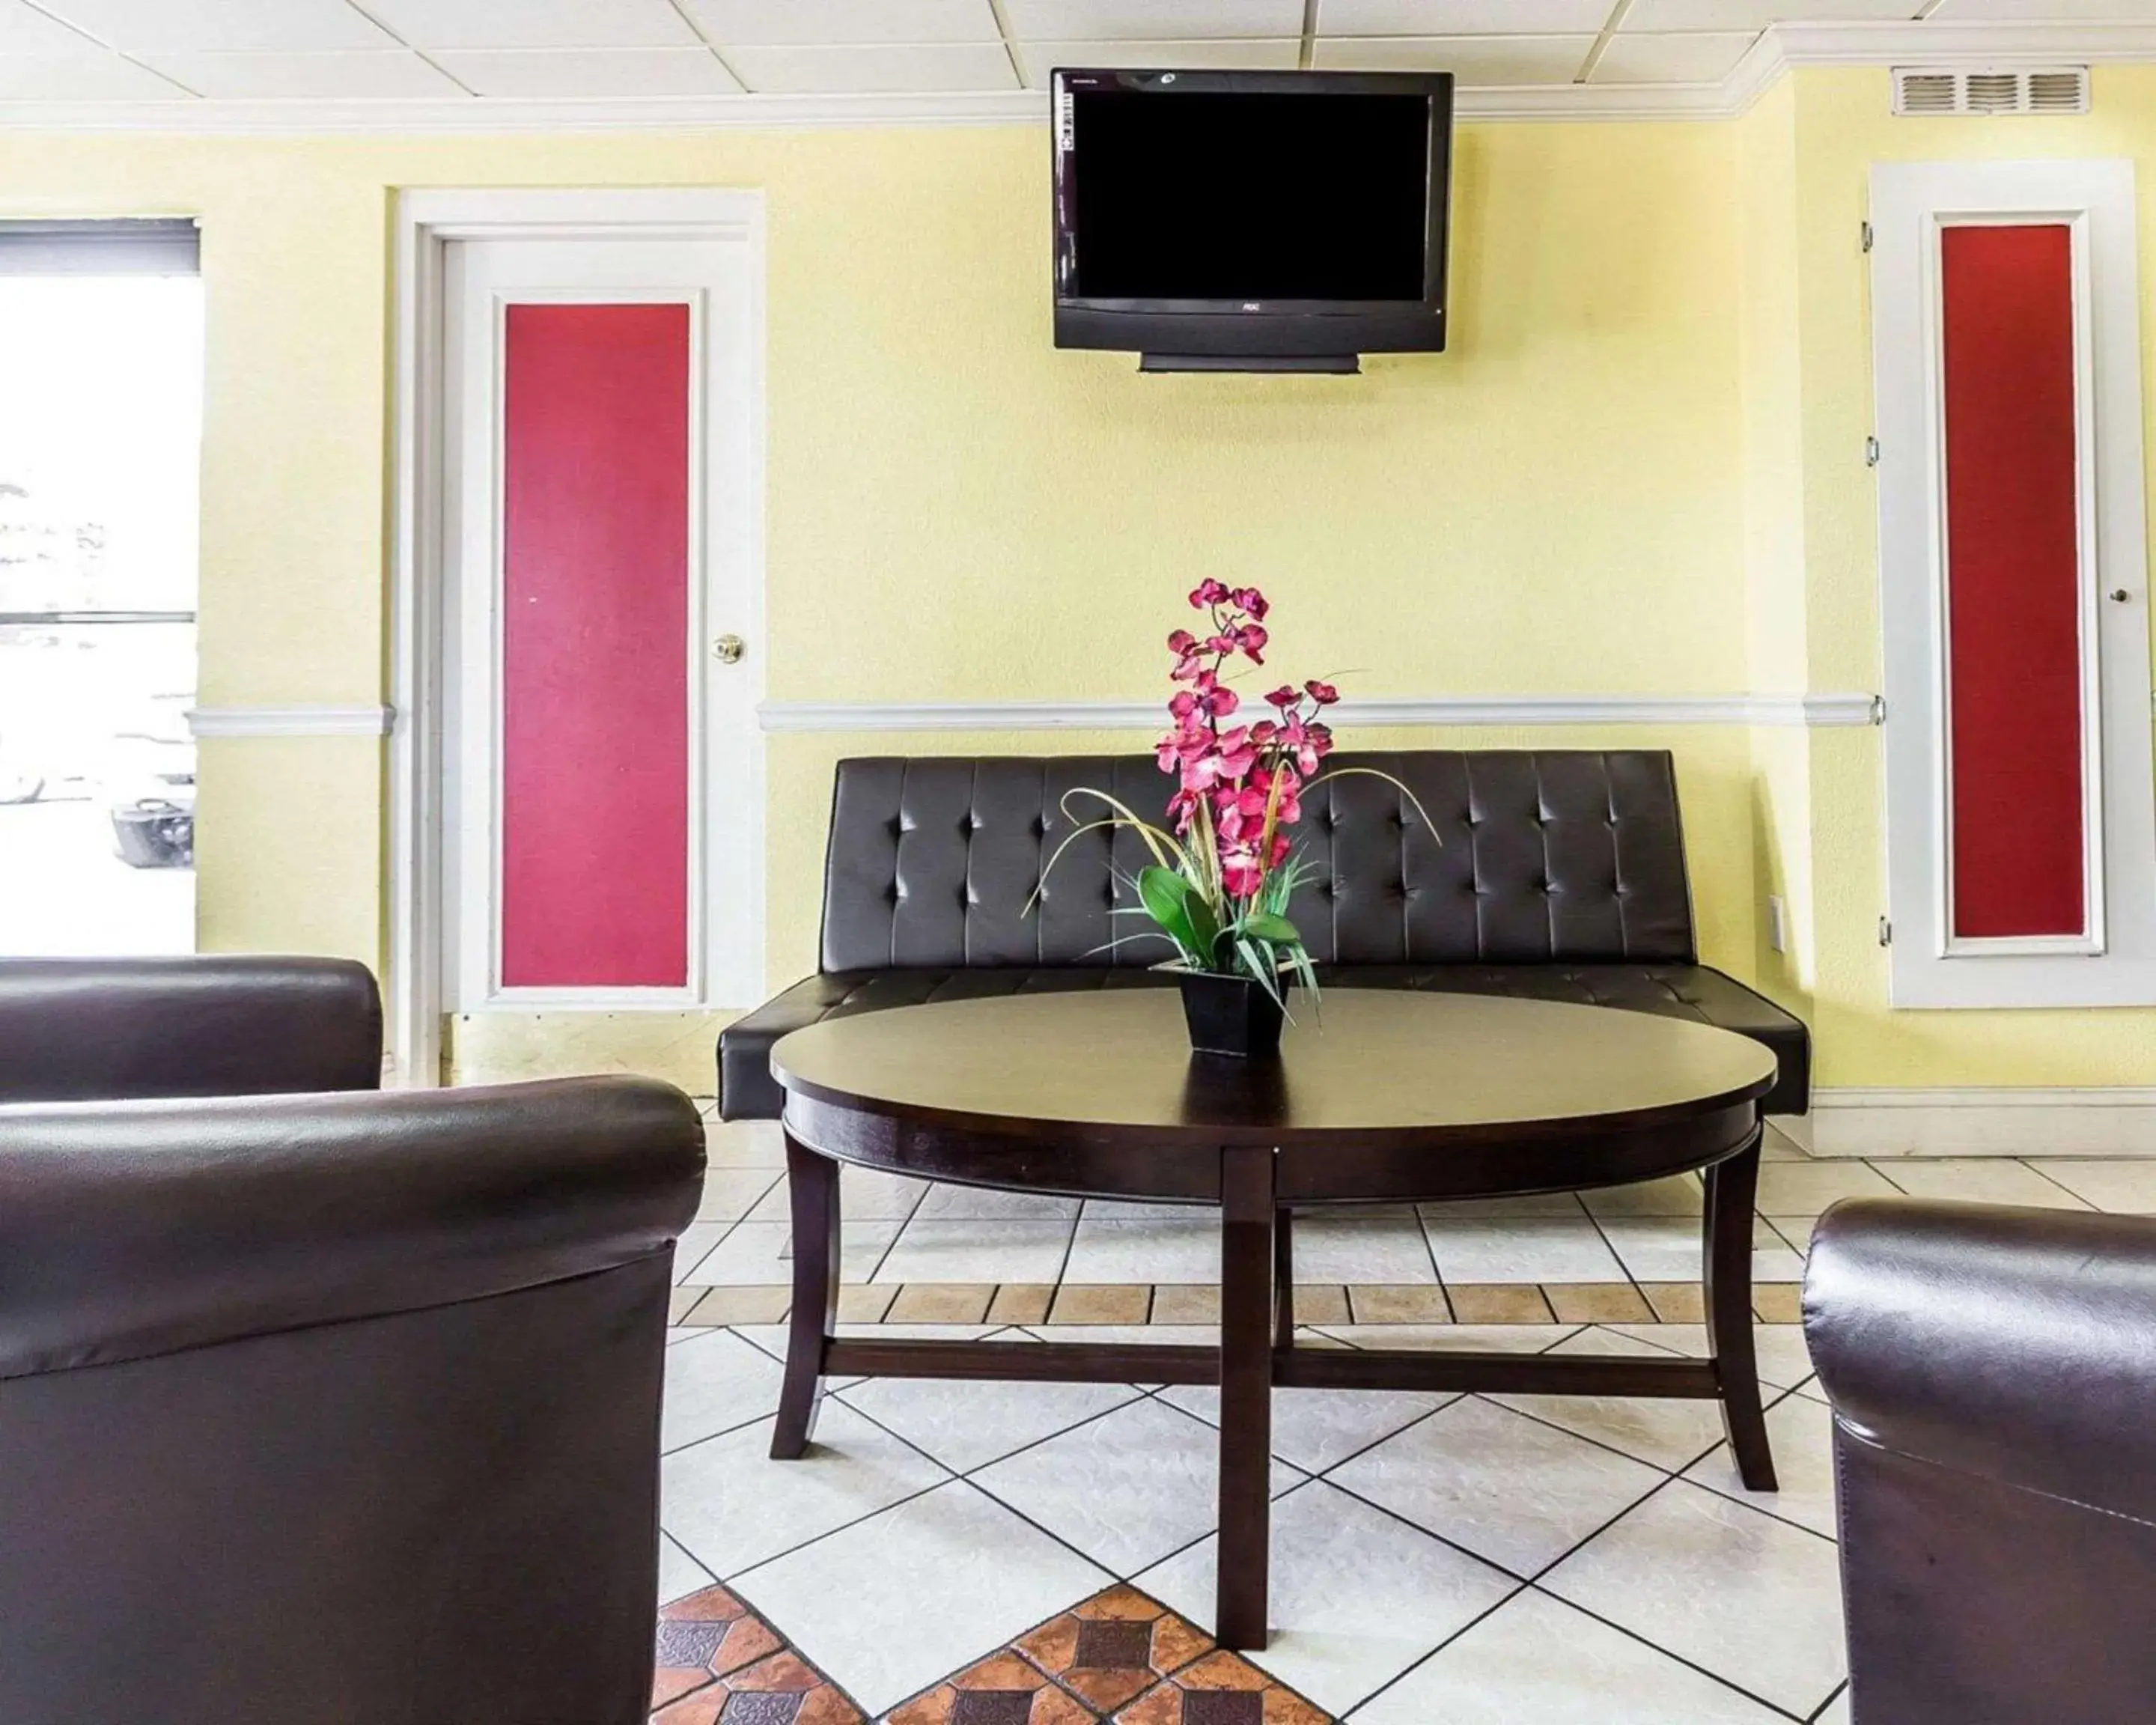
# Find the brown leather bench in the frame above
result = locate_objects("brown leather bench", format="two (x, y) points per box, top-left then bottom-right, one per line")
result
(722, 750), (1809, 1122)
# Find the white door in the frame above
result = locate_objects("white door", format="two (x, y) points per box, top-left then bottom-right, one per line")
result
(1870, 159), (2156, 1007)
(438, 224), (764, 1029)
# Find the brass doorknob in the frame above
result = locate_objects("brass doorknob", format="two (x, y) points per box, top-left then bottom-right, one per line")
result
(713, 633), (746, 664)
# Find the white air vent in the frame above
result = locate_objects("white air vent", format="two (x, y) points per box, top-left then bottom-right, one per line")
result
(1893, 66), (2090, 117)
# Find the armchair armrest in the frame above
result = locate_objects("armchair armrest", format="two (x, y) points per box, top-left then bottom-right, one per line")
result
(0, 956), (383, 1101)
(0, 1075), (705, 1381)
(1804, 1196), (2156, 1524)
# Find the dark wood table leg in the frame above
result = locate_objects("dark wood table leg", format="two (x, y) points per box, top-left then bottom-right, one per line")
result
(770, 1130), (840, 1461)
(1273, 1206), (1294, 1351)
(1216, 1146), (1276, 1652)
(1703, 1128), (1777, 1491)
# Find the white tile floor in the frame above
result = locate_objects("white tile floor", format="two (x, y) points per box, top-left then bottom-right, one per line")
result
(689, 1119), (2156, 1310)
(669, 1111), (2156, 1719)
(657, 1315), (1850, 1721)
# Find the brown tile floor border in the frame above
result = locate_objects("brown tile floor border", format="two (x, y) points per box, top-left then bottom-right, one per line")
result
(840, 1284), (899, 1324)
(1049, 1284), (1153, 1325)
(1148, 1285), (1221, 1324)
(876, 1583), (1337, 1724)
(1639, 1282), (1708, 1322)
(1345, 1284), (1450, 1324)
(651, 1583), (865, 1724)
(1283, 1286), (1351, 1326)
(686, 1286), (791, 1327)
(1751, 1283), (1804, 1323)
(1544, 1283), (1654, 1324)
(669, 1283), (1814, 1328)
(990, 1283), (1057, 1324)
(889, 1283), (996, 1324)
(1446, 1284), (1555, 1324)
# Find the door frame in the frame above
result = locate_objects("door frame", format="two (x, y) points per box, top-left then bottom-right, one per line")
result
(389, 188), (767, 1085)
(1870, 159), (2156, 1008)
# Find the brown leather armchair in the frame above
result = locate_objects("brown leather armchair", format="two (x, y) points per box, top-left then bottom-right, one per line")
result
(0, 957), (706, 1725)
(1805, 1197), (2156, 1725)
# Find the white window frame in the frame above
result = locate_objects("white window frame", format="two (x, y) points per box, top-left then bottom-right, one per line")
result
(389, 189), (767, 1083)
(1872, 159), (2156, 1007)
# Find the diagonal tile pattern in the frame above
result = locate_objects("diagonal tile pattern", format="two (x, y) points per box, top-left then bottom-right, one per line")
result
(651, 1584), (865, 1724)
(660, 1121), (2152, 1721)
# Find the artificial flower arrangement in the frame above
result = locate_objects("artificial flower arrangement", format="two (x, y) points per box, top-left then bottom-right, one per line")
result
(1038, 580), (1431, 1055)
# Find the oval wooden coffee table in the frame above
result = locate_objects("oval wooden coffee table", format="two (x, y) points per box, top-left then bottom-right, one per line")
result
(768, 988), (1779, 1651)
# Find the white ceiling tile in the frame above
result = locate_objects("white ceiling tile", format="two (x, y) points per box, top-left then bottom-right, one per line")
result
(138, 48), (468, 97)
(1927, 0), (2156, 15)
(1624, 0), (1919, 24)
(1005, 0), (1303, 40)
(31, 0), (393, 52)
(1312, 32), (1595, 82)
(358, 0), (698, 50)
(1318, 0), (1618, 34)
(430, 46), (743, 96)
(726, 40), (1018, 90)
(1024, 37), (1301, 82)
(0, 50), (189, 96)
(0, 0), (107, 55)
(1591, 29), (1756, 81)
(679, 0), (1001, 46)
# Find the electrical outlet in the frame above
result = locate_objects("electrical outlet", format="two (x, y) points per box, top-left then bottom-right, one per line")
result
(1767, 895), (1788, 955)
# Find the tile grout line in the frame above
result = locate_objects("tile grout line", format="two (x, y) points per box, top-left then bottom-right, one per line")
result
(1514, 1472), (1824, 1724)
(683, 1319), (1833, 1722)
(2020, 1157), (2095, 1205)
(655, 1577), (871, 1721)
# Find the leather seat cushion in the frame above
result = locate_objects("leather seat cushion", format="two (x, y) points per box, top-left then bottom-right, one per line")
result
(719, 964), (1809, 1122)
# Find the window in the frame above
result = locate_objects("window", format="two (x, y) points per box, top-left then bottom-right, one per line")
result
(0, 220), (203, 956)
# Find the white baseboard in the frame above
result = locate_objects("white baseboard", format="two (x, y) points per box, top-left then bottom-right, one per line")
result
(1785, 1087), (2156, 1158)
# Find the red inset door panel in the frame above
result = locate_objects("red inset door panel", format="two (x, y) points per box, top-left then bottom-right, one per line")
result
(1940, 224), (2088, 941)
(499, 302), (691, 988)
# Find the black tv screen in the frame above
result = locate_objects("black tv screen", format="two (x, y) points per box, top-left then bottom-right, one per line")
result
(1053, 70), (1453, 369)
(1069, 92), (1431, 302)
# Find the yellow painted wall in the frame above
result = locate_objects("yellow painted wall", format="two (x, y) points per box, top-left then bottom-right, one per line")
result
(4, 82), (2152, 1092)
(0, 118), (1764, 1086)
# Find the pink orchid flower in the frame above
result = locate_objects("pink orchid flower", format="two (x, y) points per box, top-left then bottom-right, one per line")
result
(1305, 679), (1339, 705)
(1189, 579), (1230, 608)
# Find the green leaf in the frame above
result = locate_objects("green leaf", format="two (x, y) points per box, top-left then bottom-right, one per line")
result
(1184, 890), (1221, 966)
(1137, 864), (1202, 962)
(1241, 910), (1301, 946)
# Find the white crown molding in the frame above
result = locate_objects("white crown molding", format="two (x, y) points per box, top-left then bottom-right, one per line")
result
(1773, 20), (2156, 70)
(1791, 1085), (2156, 1158)
(186, 704), (394, 738)
(5, 22), (2154, 133)
(757, 692), (1880, 733)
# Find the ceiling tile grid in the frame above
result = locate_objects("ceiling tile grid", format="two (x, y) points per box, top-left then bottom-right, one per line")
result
(430, 46), (745, 99)
(137, 47), (464, 99)
(31, 0), (395, 52)
(678, 0), (1004, 48)
(1024, 40), (1301, 83)
(720, 41), (1020, 94)
(1005, 0), (1306, 38)
(1, 0), (2154, 112)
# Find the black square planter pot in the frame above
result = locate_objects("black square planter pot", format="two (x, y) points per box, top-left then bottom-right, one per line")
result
(1175, 969), (1288, 1059)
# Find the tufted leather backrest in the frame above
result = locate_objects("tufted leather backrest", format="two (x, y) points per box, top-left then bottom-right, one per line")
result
(820, 751), (1696, 972)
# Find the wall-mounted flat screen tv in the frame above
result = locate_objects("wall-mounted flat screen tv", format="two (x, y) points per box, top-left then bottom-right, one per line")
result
(1052, 69), (1454, 373)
